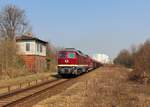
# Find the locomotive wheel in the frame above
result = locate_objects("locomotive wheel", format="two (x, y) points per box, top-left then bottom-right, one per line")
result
(77, 69), (82, 75)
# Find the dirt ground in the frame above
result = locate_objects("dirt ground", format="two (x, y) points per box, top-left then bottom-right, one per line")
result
(34, 66), (150, 107)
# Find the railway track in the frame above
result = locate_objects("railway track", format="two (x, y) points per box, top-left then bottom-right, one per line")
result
(0, 68), (100, 107)
(0, 78), (69, 107)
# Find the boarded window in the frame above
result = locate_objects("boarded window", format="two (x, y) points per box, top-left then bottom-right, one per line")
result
(26, 43), (30, 51)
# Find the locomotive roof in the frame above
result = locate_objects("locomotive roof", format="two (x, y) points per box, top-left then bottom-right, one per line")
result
(59, 48), (87, 57)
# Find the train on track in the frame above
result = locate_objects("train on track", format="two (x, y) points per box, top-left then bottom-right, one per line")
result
(57, 48), (103, 77)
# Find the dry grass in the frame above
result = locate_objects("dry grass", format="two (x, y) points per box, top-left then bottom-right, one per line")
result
(34, 66), (150, 107)
(0, 72), (56, 94)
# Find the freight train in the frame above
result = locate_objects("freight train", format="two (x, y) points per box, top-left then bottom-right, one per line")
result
(57, 48), (102, 76)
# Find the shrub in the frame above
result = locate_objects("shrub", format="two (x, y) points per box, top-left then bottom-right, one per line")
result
(0, 39), (28, 79)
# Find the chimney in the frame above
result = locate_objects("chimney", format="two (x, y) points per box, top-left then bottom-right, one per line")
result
(26, 32), (33, 37)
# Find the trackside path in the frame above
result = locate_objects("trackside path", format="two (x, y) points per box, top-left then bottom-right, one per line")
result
(34, 66), (150, 107)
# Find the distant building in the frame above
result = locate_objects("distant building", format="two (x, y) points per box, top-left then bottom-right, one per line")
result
(16, 33), (47, 72)
(92, 54), (111, 64)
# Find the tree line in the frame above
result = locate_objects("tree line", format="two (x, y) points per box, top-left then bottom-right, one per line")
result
(114, 40), (150, 83)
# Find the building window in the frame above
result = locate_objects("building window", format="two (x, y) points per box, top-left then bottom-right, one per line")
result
(37, 43), (39, 52)
(40, 44), (42, 52)
(26, 43), (30, 51)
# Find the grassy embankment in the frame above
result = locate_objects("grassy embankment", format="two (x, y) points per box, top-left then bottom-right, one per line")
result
(34, 66), (150, 107)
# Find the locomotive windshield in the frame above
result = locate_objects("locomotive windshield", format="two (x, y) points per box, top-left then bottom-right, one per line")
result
(58, 51), (76, 58)
(58, 52), (66, 58)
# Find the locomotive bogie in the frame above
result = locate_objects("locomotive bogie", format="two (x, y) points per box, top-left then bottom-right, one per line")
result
(58, 66), (87, 76)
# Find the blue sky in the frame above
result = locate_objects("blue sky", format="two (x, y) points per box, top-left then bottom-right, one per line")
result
(0, 0), (150, 58)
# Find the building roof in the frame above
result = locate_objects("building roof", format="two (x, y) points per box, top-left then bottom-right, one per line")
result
(16, 35), (48, 44)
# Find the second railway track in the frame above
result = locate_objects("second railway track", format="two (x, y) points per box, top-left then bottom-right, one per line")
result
(0, 78), (69, 107)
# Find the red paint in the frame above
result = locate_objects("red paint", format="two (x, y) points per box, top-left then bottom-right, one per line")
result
(58, 51), (77, 65)
(58, 50), (88, 67)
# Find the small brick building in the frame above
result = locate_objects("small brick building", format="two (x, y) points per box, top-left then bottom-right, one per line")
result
(16, 34), (47, 72)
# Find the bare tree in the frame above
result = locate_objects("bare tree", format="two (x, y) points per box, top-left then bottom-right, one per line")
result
(0, 4), (30, 40)
(0, 4), (30, 78)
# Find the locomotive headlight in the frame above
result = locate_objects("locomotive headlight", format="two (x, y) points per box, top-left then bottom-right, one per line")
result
(65, 60), (69, 63)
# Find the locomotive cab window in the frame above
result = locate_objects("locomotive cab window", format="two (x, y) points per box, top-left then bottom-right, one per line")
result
(68, 53), (75, 58)
(59, 52), (66, 58)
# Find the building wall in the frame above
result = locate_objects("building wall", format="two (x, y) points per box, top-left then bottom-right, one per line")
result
(17, 40), (47, 72)
(35, 42), (46, 56)
(22, 55), (47, 72)
(17, 40), (36, 55)
(35, 55), (47, 72)
(17, 40), (46, 56)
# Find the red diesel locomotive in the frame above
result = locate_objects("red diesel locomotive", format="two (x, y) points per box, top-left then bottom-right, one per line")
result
(57, 48), (102, 76)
